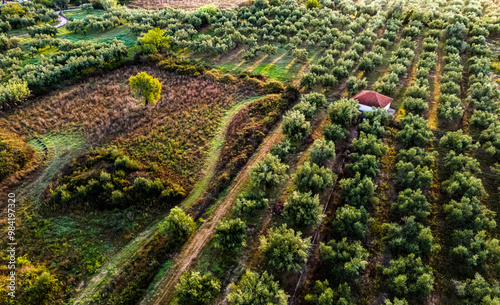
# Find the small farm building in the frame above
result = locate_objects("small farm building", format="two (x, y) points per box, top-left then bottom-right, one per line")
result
(352, 90), (393, 112)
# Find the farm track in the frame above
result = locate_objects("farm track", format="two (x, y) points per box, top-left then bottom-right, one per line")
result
(71, 97), (263, 304)
(141, 122), (284, 305)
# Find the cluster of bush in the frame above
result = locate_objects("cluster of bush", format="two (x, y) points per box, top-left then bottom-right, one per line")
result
(300, 13), (383, 89)
(66, 11), (122, 34)
(402, 33), (439, 115)
(43, 147), (186, 212)
(373, 19), (422, 96)
(0, 2), (58, 32)
(465, 22), (500, 159)
(0, 37), (127, 107)
(436, 21), (468, 121)
(443, 13), (500, 304)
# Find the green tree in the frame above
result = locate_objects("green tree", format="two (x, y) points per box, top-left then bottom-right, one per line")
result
(443, 151), (481, 175)
(306, 0), (321, 9)
(158, 207), (195, 242)
(443, 172), (486, 199)
(339, 173), (377, 207)
(480, 122), (500, 158)
(282, 110), (312, 140)
(302, 92), (327, 108)
(214, 218), (246, 252)
(175, 271), (221, 305)
(140, 28), (170, 53)
(440, 130), (478, 153)
(284, 191), (323, 227)
(397, 113), (433, 148)
(234, 191), (269, 216)
(383, 254), (435, 298)
(346, 153), (380, 178)
(444, 197), (496, 231)
(391, 188), (430, 221)
(320, 238), (369, 280)
(328, 98), (360, 128)
(384, 216), (438, 257)
(99, 0), (117, 9)
(250, 153), (289, 191)
(323, 123), (348, 142)
(228, 270), (289, 305)
(0, 79), (30, 106)
(352, 131), (388, 157)
(455, 273), (500, 305)
(1, 2), (25, 16)
(259, 224), (311, 272)
(396, 161), (433, 190)
(309, 139), (335, 166)
(129, 72), (162, 105)
(346, 76), (367, 97)
(333, 205), (372, 239)
(305, 280), (355, 305)
(295, 162), (336, 194)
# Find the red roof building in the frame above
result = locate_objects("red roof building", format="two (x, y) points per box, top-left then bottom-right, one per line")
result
(352, 90), (393, 111)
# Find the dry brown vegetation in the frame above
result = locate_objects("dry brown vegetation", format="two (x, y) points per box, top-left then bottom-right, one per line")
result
(0, 64), (246, 190)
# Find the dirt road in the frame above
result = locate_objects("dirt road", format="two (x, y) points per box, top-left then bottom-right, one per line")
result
(140, 124), (284, 305)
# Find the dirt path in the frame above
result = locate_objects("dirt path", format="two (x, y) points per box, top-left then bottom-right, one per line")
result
(140, 123), (284, 305)
(71, 97), (263, 304)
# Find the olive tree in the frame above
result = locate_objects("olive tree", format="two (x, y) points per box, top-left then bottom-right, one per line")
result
(284, 191), (323, 227)
(320, 238), (369, 280)
(309, 139), (335, 166)
(129, 72), (162, 105)
(214, 218), (246, 252)
(250, 153), (289, 191)
(282, 110), (312, 140)
(228, 270), (288, 305)
(259, 224), (311, 272)
(175, 271), (221, 305)
(158, 207), (196, 242)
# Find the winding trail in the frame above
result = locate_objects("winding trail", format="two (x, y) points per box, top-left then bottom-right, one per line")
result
(140, 122), (284, 305)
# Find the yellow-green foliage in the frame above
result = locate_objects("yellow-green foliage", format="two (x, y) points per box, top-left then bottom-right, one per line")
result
(0, 255), (60, 305)
(140, 28), (170, 52)
(0, 129), (35, 182)
(129, 72), (162, 105)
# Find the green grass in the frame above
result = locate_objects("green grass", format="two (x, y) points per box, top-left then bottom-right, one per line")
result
(20, 131), (87, 202)
(58, 25), (138, 47)
(181, 95), (264, 208)
(253, 62), (293, 82)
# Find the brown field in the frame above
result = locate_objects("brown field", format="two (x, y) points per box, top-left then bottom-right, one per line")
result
(127, 0), (250, 10)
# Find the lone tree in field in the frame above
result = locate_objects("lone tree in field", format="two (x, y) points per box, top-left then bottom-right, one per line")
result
(141, 28), (170, 53)
(129, 72), (162, 105)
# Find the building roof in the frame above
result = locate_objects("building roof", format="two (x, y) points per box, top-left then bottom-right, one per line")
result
(352, 90), (393, 108)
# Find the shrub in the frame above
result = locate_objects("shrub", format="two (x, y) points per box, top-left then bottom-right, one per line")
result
(158, 207), (195, 241)
(129, 72), (162, 105)
(263, 80), (285, 94)
(259, 224), (311, 272)
(480, 123), (500, 158)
